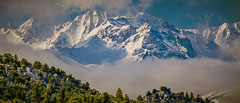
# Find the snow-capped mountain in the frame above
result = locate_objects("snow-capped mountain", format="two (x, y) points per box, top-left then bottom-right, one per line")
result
(181, 22), (240, 60)
(0, 10), (239, 64)
(0, 18), (53, 44)
(202, 88), (240, 103)
(45, 10), (196, 61)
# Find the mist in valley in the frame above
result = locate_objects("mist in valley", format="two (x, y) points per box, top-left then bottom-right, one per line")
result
(1, 35), (239, 98)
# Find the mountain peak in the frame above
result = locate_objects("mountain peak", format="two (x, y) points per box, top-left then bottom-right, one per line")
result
(17, 18), (34, 35)
(2, 22), (15, 32)
(136, 12), (145, 16)
(73, 10), (107, 28)
(2, 10), (239, 63)
(216, 22), (240, 39)
(219, 22), (229, 29)
(5, 22), (15, 29)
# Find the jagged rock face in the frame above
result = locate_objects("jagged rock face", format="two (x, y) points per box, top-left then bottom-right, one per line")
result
(181, 22), (240, 60)
(214, 22), (240, 46)
(15, 18), (39, 43)
(42, 10), (196, 61)
(3, 23), (15, 32)
(0, 18), (54, 44)
(45, 11), (107, 49)
(0, 10), (239, 63)
(121, 23), (195, 61)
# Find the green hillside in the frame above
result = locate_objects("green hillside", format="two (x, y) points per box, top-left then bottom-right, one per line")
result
(0, 53), (211, 103)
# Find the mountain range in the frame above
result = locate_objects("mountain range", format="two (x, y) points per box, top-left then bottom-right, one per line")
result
(0, 10), (240, 64)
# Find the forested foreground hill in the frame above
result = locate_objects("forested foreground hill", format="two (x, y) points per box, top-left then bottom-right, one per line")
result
(0, 53), (211, 103)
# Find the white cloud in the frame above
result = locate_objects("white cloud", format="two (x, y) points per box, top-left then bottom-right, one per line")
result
(62, 0), (132, 10)
(0, 0), (153, 21)
(0, 0), (155, 28)
(0, 0), (65, 20)
(82, 58), (240, 98)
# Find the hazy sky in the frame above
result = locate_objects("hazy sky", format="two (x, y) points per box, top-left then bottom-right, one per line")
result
(147, 0), (240, 28)
(0, 0), (239, 28)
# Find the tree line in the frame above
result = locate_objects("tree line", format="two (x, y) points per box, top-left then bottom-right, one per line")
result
(0, 53), (211, 103)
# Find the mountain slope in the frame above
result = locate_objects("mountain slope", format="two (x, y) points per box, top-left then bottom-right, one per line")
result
(181, 22), (240, 60)
(0, 53), (210, 102)
(202, 88), (240, 103)
(0, 10), (239, 64)
(0, 18), (53, 44)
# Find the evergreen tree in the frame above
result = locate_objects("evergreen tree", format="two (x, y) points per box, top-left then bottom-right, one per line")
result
(205, 97), (211, 103)
(2, 54), (9, 64)
(0, 55), (2, 63)
(146, 91), (152, 102)
(160, 86), (171, 94)
(153, 93), (160, 102)
(40, 63), (49, 73)
(50, 66), (56, 74)
(57, 87), (66, 103)
(195, 94), (204, 103)
(184, 92), (190, 102)
(0, 65), (6, 77)
(33, 61), (42, 69)
(116, 88), (123, 101)
(101, 92), (110, 103)
(137, 95), (144, 101)
(152, 89), (157, 94)
(123, 94), (130, 103)
(31, 80), (45, 102)
(0, 53), (211, 103)
(42, 87), (50, 103)
(20, 58), (29, 67)
(190, 92), (194, 100)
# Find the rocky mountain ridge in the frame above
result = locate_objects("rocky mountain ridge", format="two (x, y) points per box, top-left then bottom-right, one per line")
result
(1, 10), (239, 64)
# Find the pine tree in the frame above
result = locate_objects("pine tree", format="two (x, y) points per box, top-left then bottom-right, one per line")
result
(116, 88), (123, 101)
(33, 61), (42, 69)
(137, 95), (144, 101)
(42, 87), (50, 103)
(205, 97), (211, 103)
(146, 91), (152, 102)
(0, 55), (2, 63)
(2, 55), (9, 64)
(57, 87), (66, 103)
(101, 92), (110, 103)
(152, 89), (157, 94)
(190, 92), (194, 101)
(123, 94), (130, 103)
(195, 94), (204, 103)
(0, 65), (6, 77)
(0, 53), (212, 103)
(50, 66), (56, 74)
(153, 93), (160, 102)
(20, 58), (29, 67)
(185, 92), (190, 102)
(40, 63), (49, 73)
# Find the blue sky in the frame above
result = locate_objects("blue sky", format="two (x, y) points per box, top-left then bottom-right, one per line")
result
(0, 0), (239, 29)
(146, 0), (240, 28)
